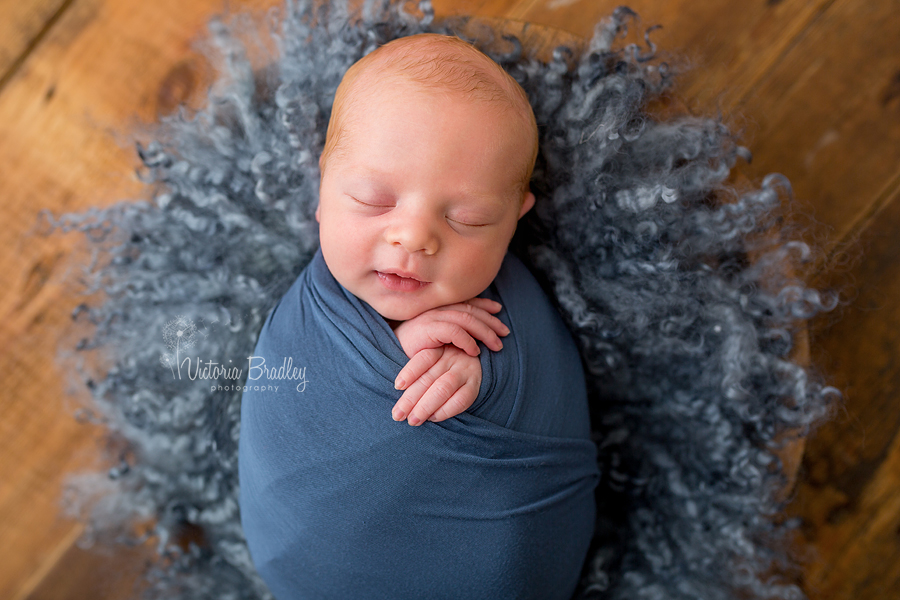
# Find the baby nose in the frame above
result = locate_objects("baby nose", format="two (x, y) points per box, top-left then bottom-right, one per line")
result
(386, 215), (439, 255)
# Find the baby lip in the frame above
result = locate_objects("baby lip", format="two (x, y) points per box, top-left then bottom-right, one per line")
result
(376, 269), (431, 292)
(381, 269), (428, 283)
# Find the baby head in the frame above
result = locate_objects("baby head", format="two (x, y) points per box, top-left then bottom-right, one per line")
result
(316, 33), (538, 322)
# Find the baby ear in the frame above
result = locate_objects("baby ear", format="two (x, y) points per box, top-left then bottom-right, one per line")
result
(518, 190), (535, 219)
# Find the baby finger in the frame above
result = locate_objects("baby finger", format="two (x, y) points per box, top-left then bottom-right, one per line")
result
(392, 378), (430, 422)
(455, 301), (510, 340)
(439, 309), (506, 352)
(464, 298), (503, 314)
(406, 371), (462, 426)
(395, 348), (443, 390)
(427, 384), (477, 423)
(392, 354), (444, 422)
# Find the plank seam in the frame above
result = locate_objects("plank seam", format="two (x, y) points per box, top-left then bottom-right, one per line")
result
(12, 523), (84, 600)
(506, 0), (542, 21)
(813, 168), (900, 280)
(0, 0), (77, 97)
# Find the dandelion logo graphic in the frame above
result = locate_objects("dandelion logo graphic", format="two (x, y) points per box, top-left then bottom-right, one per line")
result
(160, 315), (198, 379)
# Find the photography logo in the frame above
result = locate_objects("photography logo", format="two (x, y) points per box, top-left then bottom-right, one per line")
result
(158, 314), (307, 392)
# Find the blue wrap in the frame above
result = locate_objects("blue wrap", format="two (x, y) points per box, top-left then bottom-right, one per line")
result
(238, 249), (599, 600)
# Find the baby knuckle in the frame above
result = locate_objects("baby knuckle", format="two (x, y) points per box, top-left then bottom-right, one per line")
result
(449, 397), (469, 413)
(431, 379), (455, 398)
(458, 311), (477, 327)
(448, 323), (467, 338)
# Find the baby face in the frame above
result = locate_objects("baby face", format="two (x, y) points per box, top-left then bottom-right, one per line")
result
(316, 81), (535, 322)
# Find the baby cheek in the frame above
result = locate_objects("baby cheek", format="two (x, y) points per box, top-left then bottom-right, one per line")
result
(449, 263), (497, 300)
(473, 248), (508, 286)
(327, 214), (367, 252)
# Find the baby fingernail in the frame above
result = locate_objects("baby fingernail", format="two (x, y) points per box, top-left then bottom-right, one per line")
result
(394, 378), (405, 390)
(393, 409), (405, 421)
(408, 415), (420, 426)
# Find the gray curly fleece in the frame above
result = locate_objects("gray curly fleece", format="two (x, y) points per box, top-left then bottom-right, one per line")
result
(47, 0), (838, 598)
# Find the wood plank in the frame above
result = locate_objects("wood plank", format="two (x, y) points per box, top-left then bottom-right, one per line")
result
(733, 0), (900, 258)
(0, 0), (70, 84)
(21, 527), (153, 600)
(790, 182), (900, 600)
(0, 0), (280, 597)
(0, 309), (110, 600)
(514, 0), (833, 111)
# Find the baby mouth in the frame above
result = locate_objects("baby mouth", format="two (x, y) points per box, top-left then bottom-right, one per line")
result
(376, 270), (430, 292)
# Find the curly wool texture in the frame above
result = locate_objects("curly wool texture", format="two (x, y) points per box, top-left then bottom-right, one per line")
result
(48, 1), (837, 598)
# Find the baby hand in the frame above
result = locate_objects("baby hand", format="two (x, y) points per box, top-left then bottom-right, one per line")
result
(392, 298), (509, 359)
(392, 345), (481, 425)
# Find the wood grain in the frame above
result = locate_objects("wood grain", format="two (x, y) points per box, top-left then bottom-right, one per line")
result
(22, 532), (152, 600)
(733, 0), (900, 258)
(0, 0), (279, 598)
(512, 0), (834, 111)
(791, 182), (900, 599)
(0, 0), (70, 84)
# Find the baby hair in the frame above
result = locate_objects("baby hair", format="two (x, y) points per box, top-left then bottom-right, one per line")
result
(320, 33), (539, 199)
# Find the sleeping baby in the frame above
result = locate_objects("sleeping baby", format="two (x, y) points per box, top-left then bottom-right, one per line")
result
(239, 33), (599, 600)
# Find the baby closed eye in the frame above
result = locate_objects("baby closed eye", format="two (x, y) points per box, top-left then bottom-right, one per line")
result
(348, 194), (492, 228)
(349, 195), (395, 211)
(447, 217), (489, 228)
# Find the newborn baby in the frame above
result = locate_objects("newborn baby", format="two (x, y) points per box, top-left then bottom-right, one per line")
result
(239, 33), (599, 600)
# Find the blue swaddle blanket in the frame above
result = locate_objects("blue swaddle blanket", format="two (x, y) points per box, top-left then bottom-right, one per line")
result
(238, 249), (599, 600)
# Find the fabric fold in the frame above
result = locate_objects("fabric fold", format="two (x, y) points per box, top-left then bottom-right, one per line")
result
(239, 249), (599, 600)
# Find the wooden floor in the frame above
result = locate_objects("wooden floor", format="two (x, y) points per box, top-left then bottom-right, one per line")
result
(1, 0), (898, 598)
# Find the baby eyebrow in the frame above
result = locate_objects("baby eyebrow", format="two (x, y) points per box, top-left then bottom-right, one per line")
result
(450, 187), (514, 207)
(341, 175), (394, 200)
(343, 167), (397, 190)
(446, 203), (504, 224)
